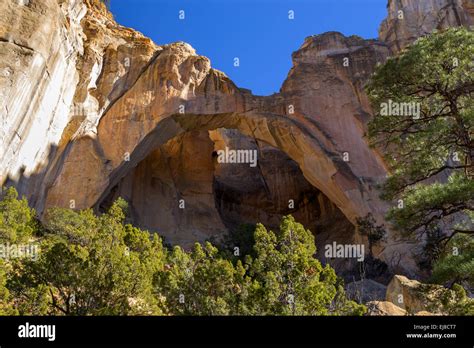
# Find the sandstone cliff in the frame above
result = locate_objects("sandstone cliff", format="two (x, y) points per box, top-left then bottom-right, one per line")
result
(379, 0), (474, 53)
(1, 0), (473, 278)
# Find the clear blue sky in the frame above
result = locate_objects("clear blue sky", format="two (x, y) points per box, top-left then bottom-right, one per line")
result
(110, 0), (387, 96)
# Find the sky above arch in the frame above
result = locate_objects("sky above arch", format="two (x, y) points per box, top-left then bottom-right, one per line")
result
(110, 0), (388, 96)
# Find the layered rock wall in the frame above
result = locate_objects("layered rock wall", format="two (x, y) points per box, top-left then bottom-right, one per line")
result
(0, 0), (86, 191)
(380, 0), (474, 53)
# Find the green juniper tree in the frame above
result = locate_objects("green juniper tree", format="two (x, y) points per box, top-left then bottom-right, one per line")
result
(0, 260), (17, 315)
(0, 187), (37, 244)
(0, 187), (39, 315)
(8, 198), (166, 315)
(240, 216), (365, 315)
(154, 242), (245, 315)
(154, 215), (365, 316)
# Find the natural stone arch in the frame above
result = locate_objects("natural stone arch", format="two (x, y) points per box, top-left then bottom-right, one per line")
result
(43, 109), (401, 274)
(93, 111), (386, 227)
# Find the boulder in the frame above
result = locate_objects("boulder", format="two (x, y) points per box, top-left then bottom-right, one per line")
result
(386, 275), (472, 315)
(367, 300), (437, 316)
(366, 301), (407, 316)
(346, 279), (387, 303)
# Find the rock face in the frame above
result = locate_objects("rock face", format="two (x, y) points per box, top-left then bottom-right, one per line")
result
(385, 274), (471, 314)
(386, 275), (431, 313)
(1, 0), (473, 277)
(346, 279), (388, 303)
(379, 0), (474, 53)
(366, 301), (407, 315)
(366, 273), (473, 315)
(0, 0), (86, 190)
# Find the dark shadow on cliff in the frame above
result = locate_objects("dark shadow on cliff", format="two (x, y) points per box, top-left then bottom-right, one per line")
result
(1, 143), (60, 213)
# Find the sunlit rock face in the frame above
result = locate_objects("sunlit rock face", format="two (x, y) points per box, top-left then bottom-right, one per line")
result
(0, 0), (158, 208)
(41, 27), (391, 230)
(1, 0), (473, 278)
(379, 0), (474, 53)
(0, 0), (86, 193)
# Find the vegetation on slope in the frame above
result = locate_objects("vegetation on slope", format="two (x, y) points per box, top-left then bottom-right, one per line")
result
(0, 187), (364, 316)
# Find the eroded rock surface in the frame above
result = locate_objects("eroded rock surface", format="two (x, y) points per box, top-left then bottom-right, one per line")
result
(366, 301), (407, 315)
(346, 279), (388, 303)
(379, 0), (474, 53)
(0, 0), (86, 190)
(100, 127), (355, 252)
(386, 275), (473, 314)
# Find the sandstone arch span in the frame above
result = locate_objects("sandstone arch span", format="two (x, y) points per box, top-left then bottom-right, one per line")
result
(44, 111), (388, 231)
